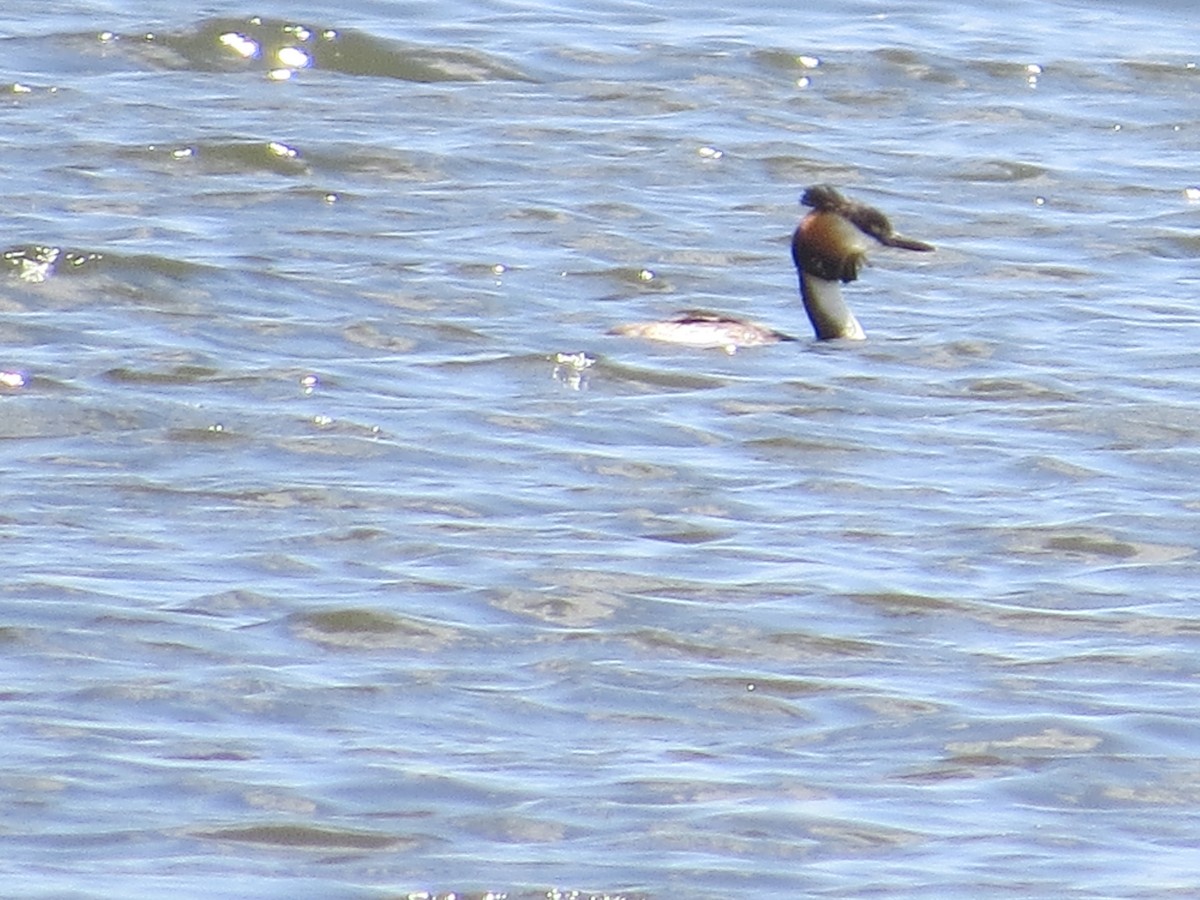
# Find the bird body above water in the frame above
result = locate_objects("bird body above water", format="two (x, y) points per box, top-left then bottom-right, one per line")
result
(612, 185), (934, 350)
(610, 309), (794, 350)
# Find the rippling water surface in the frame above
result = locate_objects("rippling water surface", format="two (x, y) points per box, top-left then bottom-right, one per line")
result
(4, 0), (1200, 897)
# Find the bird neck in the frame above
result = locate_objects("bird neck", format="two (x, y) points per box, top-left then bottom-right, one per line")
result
(799, 270), (866, 341)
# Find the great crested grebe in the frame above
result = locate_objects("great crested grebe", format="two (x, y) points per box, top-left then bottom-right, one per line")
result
(611, 185), (934, 350)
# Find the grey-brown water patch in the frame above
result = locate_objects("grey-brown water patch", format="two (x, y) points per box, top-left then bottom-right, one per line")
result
(122, 17), (533, 83)
(341, 322), (420, 353)
(848, 591), (965, 617)
(1005, 526), (1192, 565)
(489, 585), (624, 627)
(945, 726), (1104, 759)
(1102, 771), (1200, 808)
(744, 434), (866, 462)
(293, 607), (461, 650)
(193, 823), (409, 850)
(961, 377), (1075, 402)
(460, 814), (569, 844)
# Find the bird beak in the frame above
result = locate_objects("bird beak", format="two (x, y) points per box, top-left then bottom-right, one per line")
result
(879, 233), (935, 253)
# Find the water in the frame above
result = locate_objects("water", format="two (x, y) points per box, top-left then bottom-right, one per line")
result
(3, 0), (1200, 897)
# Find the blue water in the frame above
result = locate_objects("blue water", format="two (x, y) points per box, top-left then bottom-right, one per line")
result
(3, 1), (1200, 897)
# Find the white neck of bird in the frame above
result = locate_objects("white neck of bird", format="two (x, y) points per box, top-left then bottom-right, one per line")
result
(799, 271), (866, 341)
